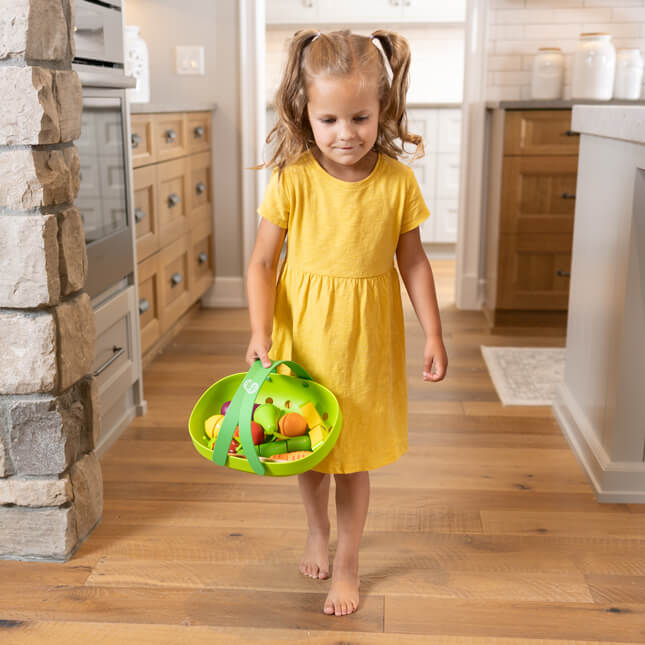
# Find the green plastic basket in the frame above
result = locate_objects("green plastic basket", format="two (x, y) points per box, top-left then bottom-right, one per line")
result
(188, 359), (342, 476)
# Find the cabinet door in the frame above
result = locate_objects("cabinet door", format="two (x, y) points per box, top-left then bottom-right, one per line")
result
(497, 233), (572, 310)
(154, 113), (188, 163)
(318, 0), (401, 22)
(133, 164), (160, 261)
(137, 252), (162, 354)
(504, 110), (580, 156)
(186, 112), (211, 155)
(188, 151), (212, 228)
(403, 0), (465, 21)
(434, 199), (458, 243)
(501, 156), (578, 235)
(436, 152), (460, 199)
(159, 234), (192, 332)
(266, 0), (319, 24)
(130, 114), (155, 167)
(437, 109), (461, 152)
(189, 218), (215, 302)
(158, 157), (190, 247)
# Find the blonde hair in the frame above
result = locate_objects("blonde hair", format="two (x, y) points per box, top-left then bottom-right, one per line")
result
(259, 29), (424, 171)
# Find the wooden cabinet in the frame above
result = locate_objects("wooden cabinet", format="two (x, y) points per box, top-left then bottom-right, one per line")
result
(266, 0), (465, 24)
(484, 109), (580, 327)
(131, 110), (215, 359)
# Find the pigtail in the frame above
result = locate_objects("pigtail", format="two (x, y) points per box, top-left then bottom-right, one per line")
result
(258, 29), (320, 172)
(371, 30), (424, 161)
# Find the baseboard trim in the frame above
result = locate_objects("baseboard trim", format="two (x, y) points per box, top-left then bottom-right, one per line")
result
(201, 276), (246, 308)
(553, 383), (645, 503)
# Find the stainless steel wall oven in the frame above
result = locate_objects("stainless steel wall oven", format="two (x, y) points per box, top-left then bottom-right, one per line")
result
(73, 0), (136, 299)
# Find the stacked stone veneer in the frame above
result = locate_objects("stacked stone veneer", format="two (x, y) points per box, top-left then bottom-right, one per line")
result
(0, 0), (103, 560)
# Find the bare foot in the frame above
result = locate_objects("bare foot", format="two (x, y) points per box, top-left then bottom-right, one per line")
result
(323, 566), (360, 616)
(298, 528), (329, 579)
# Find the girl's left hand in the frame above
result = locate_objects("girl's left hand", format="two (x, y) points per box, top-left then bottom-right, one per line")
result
(423, 335), (447, 382)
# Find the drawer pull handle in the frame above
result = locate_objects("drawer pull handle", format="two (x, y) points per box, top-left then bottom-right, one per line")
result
(165, 128), (177, 143)
(139, 298), (150, 314)
(557, 270), (571, 278)
(561, 192), (576, 200)
(194, 125), (205, 138)
(134, 207), (146, 223)
(195, 181), (206, 195)
(94, 345), (125, 377)
(563, 129), (580, 137)
(171, 272), (183, 287)
(131, 132), (142, 148)
(167, 193), (181, 207)
(198, 252), (208, 264)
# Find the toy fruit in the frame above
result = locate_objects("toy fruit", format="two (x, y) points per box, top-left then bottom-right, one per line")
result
(271, 451), (313, 461)
(233, 421), (265, 445)
(221, 400), (260, 416)
(278, 412), (308, 437)
(204, 414), (225, 439)
(300, 401), (325, 429)
(253, 403), (281, 434)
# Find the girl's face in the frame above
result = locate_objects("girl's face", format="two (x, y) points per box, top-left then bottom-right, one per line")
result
(306, 74), (380, 175)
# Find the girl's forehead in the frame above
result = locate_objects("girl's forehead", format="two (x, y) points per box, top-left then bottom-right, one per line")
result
(307, 73), (380, 102)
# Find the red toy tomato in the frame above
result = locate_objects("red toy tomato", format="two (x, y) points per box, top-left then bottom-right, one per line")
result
(233, 421), (265, 445)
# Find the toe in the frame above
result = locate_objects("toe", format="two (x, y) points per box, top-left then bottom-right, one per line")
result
(323, 601), (334, 615)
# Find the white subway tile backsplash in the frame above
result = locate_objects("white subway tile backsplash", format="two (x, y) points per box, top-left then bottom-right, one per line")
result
(488, 1), (645, 101)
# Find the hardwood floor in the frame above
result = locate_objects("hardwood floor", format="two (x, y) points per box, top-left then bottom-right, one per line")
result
(2, 260), (645, 644)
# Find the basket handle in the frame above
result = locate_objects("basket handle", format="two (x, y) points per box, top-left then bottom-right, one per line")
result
(212, 359), (312, 475)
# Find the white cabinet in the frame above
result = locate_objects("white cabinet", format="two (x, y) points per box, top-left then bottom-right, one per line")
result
(404, 107), (461, 244)
(266, 0), (465, 24)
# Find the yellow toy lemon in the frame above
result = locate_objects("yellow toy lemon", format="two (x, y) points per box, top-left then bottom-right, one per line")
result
(204, 414), (225, 439)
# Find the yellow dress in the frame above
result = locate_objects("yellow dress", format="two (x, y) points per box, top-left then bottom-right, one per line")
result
(258, 150), (429, 473)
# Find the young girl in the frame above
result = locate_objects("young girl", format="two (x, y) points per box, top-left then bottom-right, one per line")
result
(246, 29), (447, 617)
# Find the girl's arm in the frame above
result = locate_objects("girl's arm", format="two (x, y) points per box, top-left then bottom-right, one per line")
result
(396, 227), (448, 382)
(246, 218), (287, 367)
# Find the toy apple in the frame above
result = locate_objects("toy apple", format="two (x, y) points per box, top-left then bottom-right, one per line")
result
(233, 421), (265, 445)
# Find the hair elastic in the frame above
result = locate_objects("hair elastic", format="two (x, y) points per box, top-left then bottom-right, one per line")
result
(371, 37), (394, 86)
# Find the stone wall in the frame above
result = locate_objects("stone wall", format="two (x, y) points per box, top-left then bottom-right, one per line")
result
(0, 0), (102, 560)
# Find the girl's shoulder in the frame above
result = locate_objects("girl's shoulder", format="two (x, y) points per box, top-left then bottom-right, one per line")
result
(379, 153), (416, 179)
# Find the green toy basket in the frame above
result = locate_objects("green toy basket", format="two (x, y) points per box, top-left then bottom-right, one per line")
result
(188, 359), (342, 476)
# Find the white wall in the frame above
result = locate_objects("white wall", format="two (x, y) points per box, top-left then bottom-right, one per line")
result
(487, 0), (645, 101)
(266, 26), (465, 104)
(123, 0), (243, 278)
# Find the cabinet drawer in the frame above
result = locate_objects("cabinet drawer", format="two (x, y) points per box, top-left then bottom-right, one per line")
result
(92, 286), (137, 411)
(130, 114), (155, 167)
(137, 253), (162, 355)
(188, 151), (212, 226)
(497, 233), (572, 310)
(159, 235), (192, 331)
(504, 110), (580, 156)
(187, 111), (211, 154)
(158, 157), (190, 247)
(133, 165), (160, 261)
(501, 156), (578, 234)
(189, 218), (214, 301)
(154, 113), (188, 162)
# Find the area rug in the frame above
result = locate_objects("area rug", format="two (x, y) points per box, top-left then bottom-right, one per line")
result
(480, 346), (565, 406)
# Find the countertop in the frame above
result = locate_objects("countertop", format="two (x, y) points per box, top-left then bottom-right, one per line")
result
(129, 103), (217, 114)
(487, 99), (645, 110)
(571, 105), (645, 145)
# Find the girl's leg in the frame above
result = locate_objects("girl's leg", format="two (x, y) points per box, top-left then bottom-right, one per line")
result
(297, 469), (331, 579)
(324, 470), (370, 616)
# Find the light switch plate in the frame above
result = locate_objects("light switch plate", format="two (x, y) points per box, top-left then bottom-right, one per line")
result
(176, 46), (205, 75)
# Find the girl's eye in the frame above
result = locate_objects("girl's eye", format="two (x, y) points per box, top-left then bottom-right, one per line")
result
(321, 118), (336, 124)
(354, 116), (368, 122)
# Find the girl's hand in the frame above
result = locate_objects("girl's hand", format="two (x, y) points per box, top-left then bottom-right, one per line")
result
(245, 333), (273, 368)
(423, 335), (447, 382)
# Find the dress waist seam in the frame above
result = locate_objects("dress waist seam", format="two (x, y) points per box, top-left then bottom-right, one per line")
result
(282, 263), (396, 281)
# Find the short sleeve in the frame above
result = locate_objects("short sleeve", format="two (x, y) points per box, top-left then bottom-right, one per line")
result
(400, 167), (430, 235)
(257, 167), (290, 229)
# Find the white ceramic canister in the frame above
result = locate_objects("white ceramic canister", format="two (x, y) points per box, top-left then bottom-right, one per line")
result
(124, 26), (150, 104)
(613, 49), (644, 100)
(571, 33), (616, 100)
(531, 47), (564, 99)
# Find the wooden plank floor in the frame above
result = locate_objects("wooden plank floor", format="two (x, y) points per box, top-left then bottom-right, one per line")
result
(2, 260), (645, 644)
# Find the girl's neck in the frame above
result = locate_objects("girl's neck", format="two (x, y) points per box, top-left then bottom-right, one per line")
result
(312, 148), (378, 183)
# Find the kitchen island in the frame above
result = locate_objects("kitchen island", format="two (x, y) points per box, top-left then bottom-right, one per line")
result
(553, 105), (645, 503)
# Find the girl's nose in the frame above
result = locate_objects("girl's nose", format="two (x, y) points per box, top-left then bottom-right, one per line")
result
(338, 121), (354, 140)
